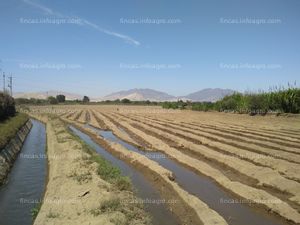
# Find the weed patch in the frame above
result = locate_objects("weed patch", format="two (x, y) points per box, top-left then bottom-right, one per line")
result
(31, 202), (42, 219)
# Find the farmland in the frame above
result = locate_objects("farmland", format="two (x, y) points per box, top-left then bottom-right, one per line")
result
(25, 105), (300, 225)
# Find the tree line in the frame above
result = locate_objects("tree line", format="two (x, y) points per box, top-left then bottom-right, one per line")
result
(15, 96), (159, 106)
(162, 86), (300, 114)
(15, 95), (90, 105)
(96, 99), (159, 105)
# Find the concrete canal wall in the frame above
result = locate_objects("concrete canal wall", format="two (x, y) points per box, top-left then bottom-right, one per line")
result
(0, 120), (32, 185)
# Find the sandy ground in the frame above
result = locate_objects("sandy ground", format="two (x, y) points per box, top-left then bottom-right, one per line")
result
(27, 105), (300, 224)
(99, 112), (300, 223)
(111, 113), (300, 195)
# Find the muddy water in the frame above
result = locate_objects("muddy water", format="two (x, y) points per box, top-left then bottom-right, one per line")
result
(0, 119), (47, 225)
(86, 124), (288, 225)
(69, 126), (180, 225)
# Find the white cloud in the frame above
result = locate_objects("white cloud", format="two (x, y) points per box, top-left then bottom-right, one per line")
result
(22, 0), (140, 46)
(23, 0), (55, 16)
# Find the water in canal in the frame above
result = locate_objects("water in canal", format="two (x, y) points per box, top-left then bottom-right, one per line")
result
(0, 119), (47, 225)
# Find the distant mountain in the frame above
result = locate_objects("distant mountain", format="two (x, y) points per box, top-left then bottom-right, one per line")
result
(101, 88), (176, 102)
(13, 88), (236, 102)
(13, 90), (83, 101)
(182, 88), (235, 102)
(102, 88), (235, 102)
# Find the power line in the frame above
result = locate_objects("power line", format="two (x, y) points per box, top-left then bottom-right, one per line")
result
(1, 60), (12, 96)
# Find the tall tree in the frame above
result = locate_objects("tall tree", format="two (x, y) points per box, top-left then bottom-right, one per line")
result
(56, 94), (66, 103)
(83, 96), (90, 103)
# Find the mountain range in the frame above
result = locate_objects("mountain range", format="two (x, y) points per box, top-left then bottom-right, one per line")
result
(101, 88), (176, 102)
(13, 91), (83, 101)
(100, 88), (235, 102)
(14, 88), (235, 102)
(181, 88), (235, 102)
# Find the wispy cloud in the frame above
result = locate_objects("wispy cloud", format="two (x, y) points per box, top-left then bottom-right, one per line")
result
(23, 0), (56, 16)
(22, 0), (140, 46)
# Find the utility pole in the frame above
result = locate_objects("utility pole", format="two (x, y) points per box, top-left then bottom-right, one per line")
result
(7, 75), (12, 96)
(3, 72), (5, 92)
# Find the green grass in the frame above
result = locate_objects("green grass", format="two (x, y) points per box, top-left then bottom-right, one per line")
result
(0, 113), (29, 149)
(31, 202), (42, 219)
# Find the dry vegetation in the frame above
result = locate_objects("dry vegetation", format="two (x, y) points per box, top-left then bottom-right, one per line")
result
(27, 105), (300, 224)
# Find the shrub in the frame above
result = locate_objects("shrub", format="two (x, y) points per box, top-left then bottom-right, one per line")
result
(15, 98), (47, 105)
(162, 101), (181, 109)
(47, 96), (58, 104)
(97, 160), (121, 181)
(192, 102), (214, 111)
(121, 98), (131, 104)
(246, 94), (268, 114)
(0, 92), (16, 120)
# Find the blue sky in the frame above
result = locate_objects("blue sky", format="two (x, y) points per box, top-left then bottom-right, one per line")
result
(0, 0), (299, 97)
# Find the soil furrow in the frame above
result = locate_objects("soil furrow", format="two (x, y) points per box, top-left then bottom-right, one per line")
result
(94, 111), (300, 224)
(108, 113), (300, 206)
(139, 115), (300, 162)
(124, 113), (300, 165)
